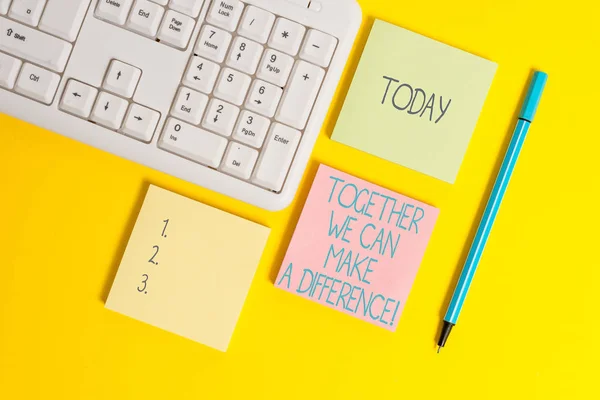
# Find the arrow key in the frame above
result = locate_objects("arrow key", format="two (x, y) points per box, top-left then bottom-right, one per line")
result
(245, 79), (282, 118)
(121, 103), (161, 143)
(201, 98), (239, 137)
(90, 91), (128, 129)
(182, 55), (220, 94)
(103, 59), (141, 98)
(59, 79), (98, 118)
(226, 36), (263, 75)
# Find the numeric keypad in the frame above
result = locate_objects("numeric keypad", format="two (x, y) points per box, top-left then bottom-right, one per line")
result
(160, 1), (338, 193)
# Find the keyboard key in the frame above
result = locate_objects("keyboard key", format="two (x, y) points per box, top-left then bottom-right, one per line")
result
(95, 0), (134, 26)
(220, 142), (258, 180)
(0, 17), (72, 72)
(170, 86), (208, 124)
(252, 123), (300, 191)
(127, 0), (165, 37)
(0, 0), (11, 14)
(268, 17), (305, 56)
(150, 0), (167, 4)
(90, 91), (129, 129)
(159, 117), (227, 168)
(59, 79), (98, 118)
(245, 80), (282, 118)
(237, 5), (274, 44)
(0, 52), (22, 89)
(232, 110), (269, 148)
(169, 0), (203, 18)
(205, 0), (243, 32)
(256, 48), (293, 87)
(103, 59), (141, 98)
(8, 0), (46, 26)
(121, 103), (160, 142)
(299, 29), (337, 68)
(14, 63), (60, 104)
(213, 67), (251, 106)
(195, 24), (232, 63)
(182, 56), (220, 94)
(38, 0), (90, 42)
(226, 36), (263, 74)
(276, 60), (324, 130)
(308, 0), (322, 11)
(202, 98), (239, 137)
(157, 9), (194, 48)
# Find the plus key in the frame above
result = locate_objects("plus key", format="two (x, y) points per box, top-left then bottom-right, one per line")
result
(275, 60), (325, 130)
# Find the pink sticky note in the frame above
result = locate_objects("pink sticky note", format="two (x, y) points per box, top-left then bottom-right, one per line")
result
(276, 165), (439, 331)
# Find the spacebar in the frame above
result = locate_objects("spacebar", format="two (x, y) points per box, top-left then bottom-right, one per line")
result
(0, 17), (72, 73)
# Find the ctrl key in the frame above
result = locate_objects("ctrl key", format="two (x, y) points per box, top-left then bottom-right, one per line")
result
(159, 118), (228, 168)
(15, 63), (60, 104)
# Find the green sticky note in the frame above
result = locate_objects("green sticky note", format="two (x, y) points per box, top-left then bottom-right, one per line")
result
(332, 20), (497, 183)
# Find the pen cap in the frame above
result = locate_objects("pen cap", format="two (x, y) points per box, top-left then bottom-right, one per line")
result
(519, 71), (548, 122)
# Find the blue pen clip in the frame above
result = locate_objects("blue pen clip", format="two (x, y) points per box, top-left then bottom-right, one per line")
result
(520, 71), (548, 122)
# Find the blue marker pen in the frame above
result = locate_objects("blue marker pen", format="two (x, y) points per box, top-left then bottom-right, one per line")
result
(437, 71), (548, 352)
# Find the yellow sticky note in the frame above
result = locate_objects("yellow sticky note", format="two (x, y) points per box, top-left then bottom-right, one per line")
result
(332, 19), (497, 183)
(105, 185), (270, 351)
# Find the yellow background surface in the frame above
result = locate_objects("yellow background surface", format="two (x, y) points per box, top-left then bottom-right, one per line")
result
(1, 0), (598, 398)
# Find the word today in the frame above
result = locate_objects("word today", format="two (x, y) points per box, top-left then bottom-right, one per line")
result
(380, 75), (452, 124)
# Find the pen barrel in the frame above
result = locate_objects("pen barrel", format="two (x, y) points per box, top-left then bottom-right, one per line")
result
(444, 119), (531, 324)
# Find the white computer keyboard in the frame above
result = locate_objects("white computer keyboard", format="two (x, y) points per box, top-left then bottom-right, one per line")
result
(0, 0), (361, 210)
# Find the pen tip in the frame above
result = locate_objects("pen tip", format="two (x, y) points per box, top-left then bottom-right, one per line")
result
(437, 346), (441, 354)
